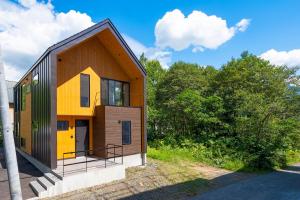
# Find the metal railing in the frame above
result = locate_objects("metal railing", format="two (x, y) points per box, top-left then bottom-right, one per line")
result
(62, 144), (123, 177)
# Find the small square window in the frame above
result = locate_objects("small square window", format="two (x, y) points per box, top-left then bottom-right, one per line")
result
(57, 121), (69, 131)
(21, 137), (26, 147)
(32, 121), (38, 132)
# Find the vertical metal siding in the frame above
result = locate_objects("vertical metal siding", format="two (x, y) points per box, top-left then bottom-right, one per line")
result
(31, 53), (53, 167)
(13, 86), (21, 147)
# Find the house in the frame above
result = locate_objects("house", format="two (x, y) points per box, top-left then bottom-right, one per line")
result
(13, 19), (147, 197)
(6, 80), (16, 124)
(0, 81), (15, 140)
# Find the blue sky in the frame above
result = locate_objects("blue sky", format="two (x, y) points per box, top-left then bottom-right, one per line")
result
(1, 0), (300, 80)
(52, 0), (300, 67)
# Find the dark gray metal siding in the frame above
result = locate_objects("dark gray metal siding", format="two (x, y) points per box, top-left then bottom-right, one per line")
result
(31, 53), (55, 168)
(13, 86), (21, 148)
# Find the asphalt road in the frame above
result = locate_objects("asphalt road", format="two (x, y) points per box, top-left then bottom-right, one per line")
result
(192, 163), (300, 200)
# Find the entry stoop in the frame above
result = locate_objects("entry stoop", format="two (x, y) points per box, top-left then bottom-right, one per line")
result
(30, 164), (125, 198)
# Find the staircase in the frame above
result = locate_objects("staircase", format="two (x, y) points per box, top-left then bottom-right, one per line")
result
(29, 172), (62, 198)
(29, 164), (126, 198)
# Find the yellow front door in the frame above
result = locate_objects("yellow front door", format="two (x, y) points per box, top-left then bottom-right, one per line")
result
(57, 117), (75, 159)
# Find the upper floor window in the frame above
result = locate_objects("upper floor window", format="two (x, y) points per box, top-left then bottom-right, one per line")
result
(32, 73), (39, 86)
(80, 74), (90, 107)
(21, 84), (26, 111)
(101, 78), (130, 106)
(21, 83), (30, 111)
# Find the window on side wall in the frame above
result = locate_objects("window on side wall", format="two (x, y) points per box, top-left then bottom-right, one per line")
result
(21, 84), (26, 111)
(80, 74), (90, 107)
(32, 73), (39, 86)
(20, 137), (26, 147)
(57, 121), (69, 131)
(122, 121), (131, 145)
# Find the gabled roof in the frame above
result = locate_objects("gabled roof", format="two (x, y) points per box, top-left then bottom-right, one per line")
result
(6, 80), (16, 103)
(17, 19), (146, 84)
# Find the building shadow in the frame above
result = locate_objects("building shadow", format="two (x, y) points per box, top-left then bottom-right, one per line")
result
(114, 171), (250, 200)
(0, 148), (43, 200)
(73, 166), (258, 200)
(115, 165), (300, 200)
(0, 148), (43, 181)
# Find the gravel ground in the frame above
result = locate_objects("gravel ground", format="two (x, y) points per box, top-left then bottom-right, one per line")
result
(192, 163), (300, 200)
(47, 159), (255, 200)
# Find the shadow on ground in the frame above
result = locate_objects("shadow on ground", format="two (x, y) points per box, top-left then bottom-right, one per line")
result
(0, 148), (43, 200)
(49, 160), (263, 200)
(116, 171), (255, 200)
(119, 165), (300, 200)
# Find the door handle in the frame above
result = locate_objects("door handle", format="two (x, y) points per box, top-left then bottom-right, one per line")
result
(70, 135), (73, 139)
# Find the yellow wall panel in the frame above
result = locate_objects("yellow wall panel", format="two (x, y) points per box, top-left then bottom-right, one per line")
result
(57, 37), (132, 116)
(56, 34), (145, 157)
(20, 74), (32, 154)
(57, 116), (93, 159)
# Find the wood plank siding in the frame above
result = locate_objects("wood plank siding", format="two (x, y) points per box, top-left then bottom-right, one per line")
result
(57, 36), (130, 116)
(56, 31), (145, 157)
(93, 106), (142, 156)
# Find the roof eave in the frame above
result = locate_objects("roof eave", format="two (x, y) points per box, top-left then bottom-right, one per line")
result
(16, 18), (146, 87)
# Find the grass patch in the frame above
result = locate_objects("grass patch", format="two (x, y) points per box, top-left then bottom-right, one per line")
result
(148, 146), (246, 171)
(286, 150), (300, 165)
(147, 146), (196, 163)
(148, 145), (300, 173)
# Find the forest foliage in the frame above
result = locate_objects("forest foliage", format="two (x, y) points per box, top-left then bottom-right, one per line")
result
(141, 52), (300, 170)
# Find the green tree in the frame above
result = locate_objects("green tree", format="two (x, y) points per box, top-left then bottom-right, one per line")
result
(140, 55), (166, 140)
(144, 51), (300, 169)
(214, 52), (300, 168)
(155, 62), (224, 141)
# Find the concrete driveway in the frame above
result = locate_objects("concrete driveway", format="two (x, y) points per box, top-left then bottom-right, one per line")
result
(192, 163), (300, 200)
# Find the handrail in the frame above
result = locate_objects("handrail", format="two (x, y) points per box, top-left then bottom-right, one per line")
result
(63, 145), (120, 155)
(62, 144), (123, 177)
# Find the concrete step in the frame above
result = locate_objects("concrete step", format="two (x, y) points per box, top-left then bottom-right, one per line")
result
(29, 180), (47, 198)
(51, 170), (63, 180)
(37, 176), (53, 190)
(44, 172), (61, 185)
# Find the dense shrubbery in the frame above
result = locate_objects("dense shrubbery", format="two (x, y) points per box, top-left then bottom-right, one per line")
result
(141, 52), (300, 170)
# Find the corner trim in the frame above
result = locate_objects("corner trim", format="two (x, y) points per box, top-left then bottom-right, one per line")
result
(50, 53), (57, 169)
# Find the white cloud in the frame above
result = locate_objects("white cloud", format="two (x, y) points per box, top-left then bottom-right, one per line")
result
(155, 9), (250, 52)
(192, 46), (204, 53)
(122, 34), (148, 56)
(123, 34), (172, 68)
(236, 19), (250, 32)
(3, 63), (23, 81)
(260, 49), (300, 67)
(18, 0), (37, 8)
(0, 0), (94, 81)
